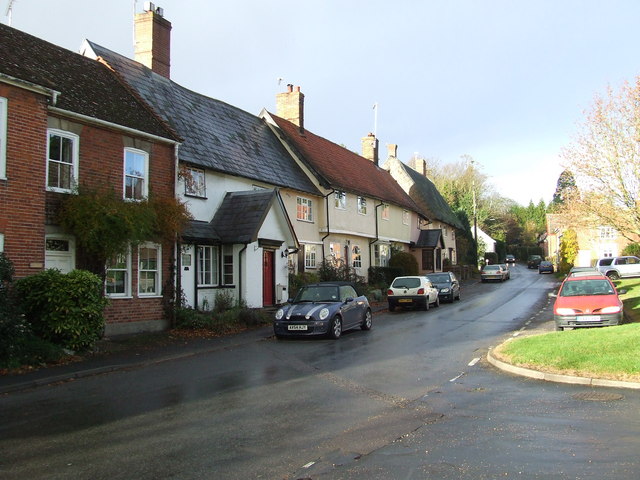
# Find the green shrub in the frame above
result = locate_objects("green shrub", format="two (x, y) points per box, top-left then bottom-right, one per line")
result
(214, 289), (235, 313)
(368, 266), (403, 288)
(15, 269), (108, 351)
(622, 243), (640, 257)
(389, 252), (419, 276)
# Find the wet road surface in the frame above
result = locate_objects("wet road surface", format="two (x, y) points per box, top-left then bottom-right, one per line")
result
(1, 264), (639, 479)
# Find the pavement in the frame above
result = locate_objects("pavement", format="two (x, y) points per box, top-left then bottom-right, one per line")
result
(2, 276), (639, 395)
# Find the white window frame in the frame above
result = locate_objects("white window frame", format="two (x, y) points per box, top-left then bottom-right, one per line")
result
(44, 235), (76, 273)
(222, 245), (234, 285)
(197, 245), (219, 286)
(138, 243), (161, 296)
(106, 249), (132, 298)
(0, 97), (7, 180)
(297, 196), (313, 222)
(184, 166), (206, 197)
(402, 210), (410, 225)
(334, 191), (346, 210)
(352, 245), (362, 268)
(123, 147), (149, 201)
(0, 233), (4, 253)
(305, 244), (317, 269)
(374, 244), (390, 267)
(357, 196), (367, 215)
(46, 129), (79, 193)
(381, 204), (390, 221)
(599, 226), (616, 240)
(330, 242), (342, 260)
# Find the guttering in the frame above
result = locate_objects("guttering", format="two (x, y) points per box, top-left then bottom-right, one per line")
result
(0, 73), (60, 104)
(48, 106), (178, 145)
(369, 201), (384, 266)
(321, 188), (335, 260)
(238, 244), (248, 304)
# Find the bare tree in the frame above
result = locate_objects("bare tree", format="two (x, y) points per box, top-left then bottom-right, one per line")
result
(561, 79), (640, 241)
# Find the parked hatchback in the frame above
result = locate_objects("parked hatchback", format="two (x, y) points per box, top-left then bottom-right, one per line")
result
(527, 255), (543, 269)
(552, 275), (626, 331)
(425, 271), (461, 303)
(480, 264), (507, 282)
(538, 260), (554, 274)
(387, 276), (439, 311)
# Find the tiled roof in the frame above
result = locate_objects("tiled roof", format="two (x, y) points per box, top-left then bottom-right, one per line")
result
(416, 229), (444, 248)
(399, 161), (465, 230)
(0, 24), (177, 140)
(211, 190), (277, 244)
(85, 41), (320, 196)
(269, 114), (419, 212)
(181, 190), (279, 244)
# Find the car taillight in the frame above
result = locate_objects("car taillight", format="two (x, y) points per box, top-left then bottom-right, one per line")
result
(418, 288), (425, 294)
(387, 289), (394, 296)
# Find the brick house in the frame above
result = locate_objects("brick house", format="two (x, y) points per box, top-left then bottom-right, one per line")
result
(82, 5), (321, 309)
(0, 23), (181, 335)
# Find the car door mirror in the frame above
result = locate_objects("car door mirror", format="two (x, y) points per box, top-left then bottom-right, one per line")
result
(548, 292), (557, 298)
(617, 289), (627, 295)
(344, 297), (354, 303)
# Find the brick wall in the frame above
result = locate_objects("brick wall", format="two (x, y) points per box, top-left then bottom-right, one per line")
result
(0, 84), (48, 277)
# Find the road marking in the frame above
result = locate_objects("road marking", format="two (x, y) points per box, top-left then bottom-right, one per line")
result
(450, 373), (464, 382)
(302, 462), (315, 469)
(468, 357), (480, 366)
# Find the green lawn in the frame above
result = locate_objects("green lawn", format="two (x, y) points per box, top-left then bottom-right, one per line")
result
(493, 278), (640, 382)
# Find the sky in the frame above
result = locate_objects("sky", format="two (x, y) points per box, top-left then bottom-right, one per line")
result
(4, 0), (640, 206)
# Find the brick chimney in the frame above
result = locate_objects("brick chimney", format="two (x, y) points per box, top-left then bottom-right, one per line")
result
(387, 143), (398, 159)
(276, 85), (304, 132)
(134, 3), (171, 79)
(361, 133), (379, 166)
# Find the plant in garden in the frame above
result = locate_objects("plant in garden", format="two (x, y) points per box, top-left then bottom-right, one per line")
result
(15, 269), (109, 351)
(558, 229), (579, 273)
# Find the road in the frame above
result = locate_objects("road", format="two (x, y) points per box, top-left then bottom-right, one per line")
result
(1, 264), (639, 479)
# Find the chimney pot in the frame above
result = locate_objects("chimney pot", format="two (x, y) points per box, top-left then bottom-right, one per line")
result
(362, 133), (379, 166)
(135, 5), (172, 78)
(387, 144), (398, 158)
(276, 85), (305, 132)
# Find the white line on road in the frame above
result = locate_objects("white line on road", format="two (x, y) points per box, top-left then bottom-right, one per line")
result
(468, 357), (480, 367)
(450, 373), (464, 382)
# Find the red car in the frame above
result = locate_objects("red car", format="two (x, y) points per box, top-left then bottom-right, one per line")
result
(552, 275), (626, 331)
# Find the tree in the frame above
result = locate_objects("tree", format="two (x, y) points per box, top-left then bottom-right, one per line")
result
(561, 79), (640, 241)
(549, 170), (577, 212)
(558, 229), (579, 274)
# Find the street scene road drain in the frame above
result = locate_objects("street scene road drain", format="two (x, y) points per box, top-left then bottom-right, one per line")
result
(572, 391), (624, 402)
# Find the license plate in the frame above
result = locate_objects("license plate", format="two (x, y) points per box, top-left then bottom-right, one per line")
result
(578, 315), (601, 322)
(288, 324), (308, 331)
(398, 298), (412, 303)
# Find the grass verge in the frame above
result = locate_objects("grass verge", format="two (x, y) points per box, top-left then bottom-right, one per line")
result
(493, 278), (640, 382)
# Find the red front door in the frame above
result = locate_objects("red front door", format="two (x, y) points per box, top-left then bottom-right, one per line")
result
(263, 250), (275, 306)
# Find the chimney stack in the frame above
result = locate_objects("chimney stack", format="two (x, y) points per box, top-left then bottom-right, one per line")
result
(361, 133), (379, 166)
(276, 85), (305, 132)
(134, 3), (172, 79)
(387, 143), (398, 158)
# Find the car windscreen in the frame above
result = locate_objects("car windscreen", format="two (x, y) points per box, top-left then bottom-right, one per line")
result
(483, 265), (500, 272)
(560, 279), (615, 297)
(426, 274), (450, 283)
(295, 285), (340, 302)
(391, 278), (421, 288)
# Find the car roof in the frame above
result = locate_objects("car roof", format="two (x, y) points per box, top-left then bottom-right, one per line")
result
(304, 281), (356, 287)
(563, 274), (611, 282)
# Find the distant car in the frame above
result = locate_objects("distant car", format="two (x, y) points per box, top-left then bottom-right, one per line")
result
(527, 255), (543, 269)
(568, 266), (603, 278)
(538, 260), (554, 274)
(505, 254), (516, 264)
(387, 276), (439, 311)
(552, 275), (626, 331)
(595, 256), (640, 280)
(425, 271), (461, 303)
(481, 264), (507, 282)
(274, 282), (372, 339)
(499, 263), (511, 280)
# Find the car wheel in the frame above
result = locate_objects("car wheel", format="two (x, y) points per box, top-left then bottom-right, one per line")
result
(388, 303), (395, 312)
(433, 296), (440, 307)
(421, 298), (429, 311)
(456, 291), (461, 301)
(328, 315), (342, 339)
(361, 309), (372, 330)
(607, 271), (620, 281)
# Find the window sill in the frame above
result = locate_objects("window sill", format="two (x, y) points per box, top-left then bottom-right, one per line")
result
(138, 294), (162, 298)
(107, 295), (133, 300)
(184, 193), (207, 199)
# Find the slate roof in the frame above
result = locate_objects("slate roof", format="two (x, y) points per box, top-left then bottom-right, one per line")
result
(415, 229), (444, 248)
(268, 114), (420, 213)
(182, 190), (289, 244)
(398, 161), (465, 230)
(0, 24), (177, 140)
(84, 41), (320, 196)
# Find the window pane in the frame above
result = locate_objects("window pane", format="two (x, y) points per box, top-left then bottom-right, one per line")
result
(106, 271), (126, 294)
(125, 150), (145, 176)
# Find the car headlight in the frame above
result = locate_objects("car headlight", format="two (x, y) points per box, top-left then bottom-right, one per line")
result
(319, 308), (330, 320)
(275, 309), (285, 320)
(601, 306), (621, 314)
(441, 288), (450, 293)
(555, 308), (575, 315)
